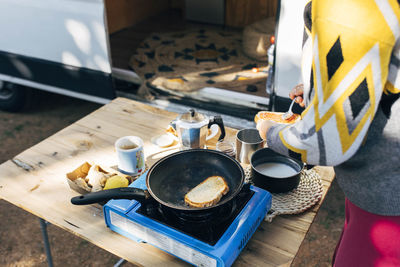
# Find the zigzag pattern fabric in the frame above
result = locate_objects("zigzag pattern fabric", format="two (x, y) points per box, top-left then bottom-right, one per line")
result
(267, 0), (400, 166)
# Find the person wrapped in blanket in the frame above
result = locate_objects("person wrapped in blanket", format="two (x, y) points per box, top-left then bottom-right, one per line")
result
(257, 0), (400, 266)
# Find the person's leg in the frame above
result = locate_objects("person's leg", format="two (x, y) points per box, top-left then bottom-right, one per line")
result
(331, 198), (350, 266)
(333, 198), (400, 267)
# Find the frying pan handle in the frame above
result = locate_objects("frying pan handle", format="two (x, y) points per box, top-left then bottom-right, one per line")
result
(208, 115), (226, 141)
(71, 187), (151, 205)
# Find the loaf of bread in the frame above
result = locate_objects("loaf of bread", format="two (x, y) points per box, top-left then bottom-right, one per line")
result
(184, 176), (229, 208)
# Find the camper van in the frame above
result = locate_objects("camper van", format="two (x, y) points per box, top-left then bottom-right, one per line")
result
(0, 0), (306, 121)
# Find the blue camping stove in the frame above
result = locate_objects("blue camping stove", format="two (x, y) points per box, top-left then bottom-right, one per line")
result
(104, 172), (271, 267)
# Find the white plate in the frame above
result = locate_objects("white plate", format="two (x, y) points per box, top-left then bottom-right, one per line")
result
(151, 134), (175, 148)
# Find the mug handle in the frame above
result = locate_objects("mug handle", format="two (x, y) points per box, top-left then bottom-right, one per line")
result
(208, 116), (226, 141)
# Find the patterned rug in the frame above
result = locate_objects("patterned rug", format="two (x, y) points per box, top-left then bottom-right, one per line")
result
(130, 29), (269, 96)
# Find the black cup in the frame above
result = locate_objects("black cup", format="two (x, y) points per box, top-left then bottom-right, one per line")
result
(250, 148), (304, 193)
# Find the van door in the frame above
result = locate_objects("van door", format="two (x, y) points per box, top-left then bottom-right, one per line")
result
(273, 0), (308, 112)
(0, 0), (115, 103)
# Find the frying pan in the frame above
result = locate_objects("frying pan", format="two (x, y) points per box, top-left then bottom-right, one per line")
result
(71, 149), (245, 211)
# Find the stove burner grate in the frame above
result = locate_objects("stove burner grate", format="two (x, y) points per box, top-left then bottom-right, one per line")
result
(137, 184), (254, 245)
(159, 199), (237, 226)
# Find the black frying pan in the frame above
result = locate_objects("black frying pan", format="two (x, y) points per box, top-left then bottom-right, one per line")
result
(71, 149), (245, 211)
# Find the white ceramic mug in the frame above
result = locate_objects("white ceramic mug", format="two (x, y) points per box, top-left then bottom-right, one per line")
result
(115, 136), (145, 175)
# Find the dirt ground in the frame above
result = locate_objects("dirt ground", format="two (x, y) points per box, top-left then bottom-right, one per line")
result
(0, 91), (345, 267)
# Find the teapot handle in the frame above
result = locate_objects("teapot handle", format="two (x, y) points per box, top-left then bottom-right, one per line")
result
(208, 116), (226, 141)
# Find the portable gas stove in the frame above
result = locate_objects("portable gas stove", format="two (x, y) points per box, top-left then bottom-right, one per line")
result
(104, 172), (272, 267)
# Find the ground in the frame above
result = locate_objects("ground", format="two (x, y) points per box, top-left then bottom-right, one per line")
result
(0, 91), (345, 267)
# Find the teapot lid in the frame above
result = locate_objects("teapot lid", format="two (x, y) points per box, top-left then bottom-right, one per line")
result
(179, 109), (207, 123)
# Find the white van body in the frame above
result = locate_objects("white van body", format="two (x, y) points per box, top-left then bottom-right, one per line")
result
(0, 0), (306, 120)
(273, 0), (308, 110)
(0, 0), (114, 104)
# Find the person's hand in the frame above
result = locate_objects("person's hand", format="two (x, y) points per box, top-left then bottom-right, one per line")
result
(289, 84), (305, 107)
(256, 119), (278, 140)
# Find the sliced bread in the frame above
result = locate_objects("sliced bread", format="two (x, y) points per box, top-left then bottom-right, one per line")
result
(184, 176), (229, 208)
(254, 111), (301, 124)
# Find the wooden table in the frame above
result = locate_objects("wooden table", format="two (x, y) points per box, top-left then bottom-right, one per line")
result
(0, 97), (335, 266)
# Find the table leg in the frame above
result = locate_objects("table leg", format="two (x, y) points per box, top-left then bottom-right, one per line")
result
(39, 218), (54, 267)
(38, 217), (128, 266)
(114, 258), (126, 267)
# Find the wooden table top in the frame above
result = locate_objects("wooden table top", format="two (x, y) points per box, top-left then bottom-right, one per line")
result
(0, 97), (335, 267)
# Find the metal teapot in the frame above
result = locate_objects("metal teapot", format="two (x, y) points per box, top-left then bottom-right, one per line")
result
(175, 109), (225, 150)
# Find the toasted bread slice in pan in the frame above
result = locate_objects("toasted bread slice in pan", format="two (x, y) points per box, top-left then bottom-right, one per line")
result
(184, 176), (229, 208)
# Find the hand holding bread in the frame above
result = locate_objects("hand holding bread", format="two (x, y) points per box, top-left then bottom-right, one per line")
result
(256, 119), (277, 140)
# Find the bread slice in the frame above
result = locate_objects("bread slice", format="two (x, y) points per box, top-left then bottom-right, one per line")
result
(184, 176), (229, 208)
(254, 111), (301, 124)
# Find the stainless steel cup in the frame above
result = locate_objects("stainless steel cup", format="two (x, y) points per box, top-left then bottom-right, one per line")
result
(236, 128), (265, 164)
